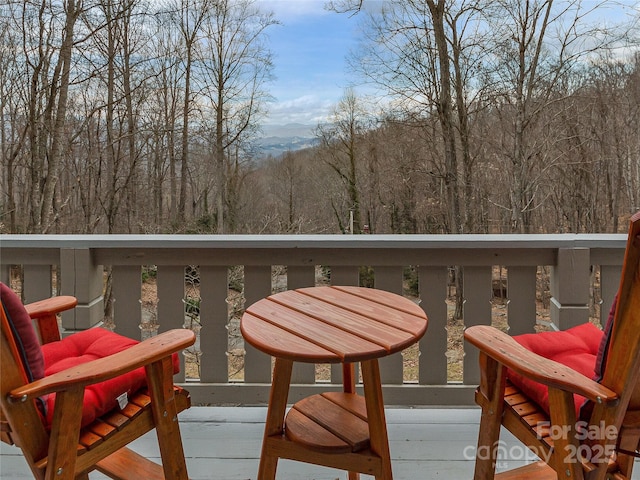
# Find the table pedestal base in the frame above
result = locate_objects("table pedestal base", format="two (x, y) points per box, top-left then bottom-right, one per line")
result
(262, 392), (391, 479)
(257, 359), (393, 480)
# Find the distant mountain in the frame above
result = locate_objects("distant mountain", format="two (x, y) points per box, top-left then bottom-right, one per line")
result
(256, 123), (318, 158)
(261, 123), (315, 138)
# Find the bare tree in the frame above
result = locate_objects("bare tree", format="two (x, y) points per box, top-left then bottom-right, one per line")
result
(14, 0), (84, 233)
(2, 0), (638, 240)
(40, 0), (82, 232)
(175, 0), (210, 221)
(334, 0), (486, 235)
(146, 11), (185, 228)
(0, 9), (24, 232)
(335, 0), (489, 317)
(88, 0), (148, 233)
(482, 0), (625, 232)
(195, 0), (276, 233)
(316, 89), (372, 234)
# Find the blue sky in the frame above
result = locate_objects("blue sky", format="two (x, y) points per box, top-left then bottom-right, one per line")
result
(259, 1), (363, 127)
(258, 0), (639, 130)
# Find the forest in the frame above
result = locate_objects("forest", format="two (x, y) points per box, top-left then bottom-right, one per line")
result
(1, 0), (639, 237)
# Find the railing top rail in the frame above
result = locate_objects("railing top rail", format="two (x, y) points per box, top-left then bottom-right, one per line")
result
(0, 233), (627, 250)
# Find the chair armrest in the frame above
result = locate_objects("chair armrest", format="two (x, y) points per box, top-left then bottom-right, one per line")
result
(24, 296), (78, 319)
(25, 296), (78, 344)
(464, 325), (619, 406)
(8, 329), (195, 401)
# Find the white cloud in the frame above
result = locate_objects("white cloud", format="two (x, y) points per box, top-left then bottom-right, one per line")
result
(265, 94), (335, 126)
(256, 0), (367, 127)
(258, 0), (331, 21)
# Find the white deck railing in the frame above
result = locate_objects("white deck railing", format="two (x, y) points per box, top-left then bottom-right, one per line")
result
(0, 233), (626, 406)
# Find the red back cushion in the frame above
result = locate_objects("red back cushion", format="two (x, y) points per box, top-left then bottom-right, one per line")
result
(506, 322), (603, 416)
(42, 328), (180, 428)
(0, 282), (45, 381)
(594, 297), (617, 382)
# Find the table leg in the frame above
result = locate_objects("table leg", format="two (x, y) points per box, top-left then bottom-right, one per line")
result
(343, 362), (360, 480)
(361, 359), (393, 480)
(343, 362), (356, 394)
(258, 357), (293, 480)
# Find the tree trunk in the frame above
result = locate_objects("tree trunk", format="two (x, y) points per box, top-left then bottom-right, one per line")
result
(39, 0), (80, 233)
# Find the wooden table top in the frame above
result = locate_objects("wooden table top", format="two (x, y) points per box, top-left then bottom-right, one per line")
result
(240, 286), (428, 363)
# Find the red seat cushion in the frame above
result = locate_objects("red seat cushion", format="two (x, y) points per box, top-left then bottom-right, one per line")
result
(0, 282), (45, 381)
(506, 322), (603, 416)
(41, 328), (180, 428)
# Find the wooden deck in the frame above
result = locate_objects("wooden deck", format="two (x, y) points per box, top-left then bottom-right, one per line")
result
(1, 406), (638, 479)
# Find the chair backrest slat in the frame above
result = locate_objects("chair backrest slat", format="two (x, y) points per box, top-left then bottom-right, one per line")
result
(0, 303), (50, 477)
(592, 213), (640, 430)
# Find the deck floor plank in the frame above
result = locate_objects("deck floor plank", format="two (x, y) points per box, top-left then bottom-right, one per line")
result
(1, 407), (638, 479)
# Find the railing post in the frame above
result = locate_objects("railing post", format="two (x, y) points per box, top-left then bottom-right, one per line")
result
(59, 248), (104, 333)
(550, 247), (590, 330)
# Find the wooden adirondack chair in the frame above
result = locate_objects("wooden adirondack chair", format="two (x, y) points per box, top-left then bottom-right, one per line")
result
(0, 284), (196, 480)
(464, 211), (640, 480)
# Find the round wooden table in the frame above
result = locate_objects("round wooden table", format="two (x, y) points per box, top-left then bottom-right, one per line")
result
(240, 285), (428, 480)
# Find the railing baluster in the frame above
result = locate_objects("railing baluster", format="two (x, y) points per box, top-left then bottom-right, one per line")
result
(506, 266), (537, 336)
(23, 265), (53, 303)
(330, 265), (360, 286)
(462, 266), (492, 386)
(374, 266), (405, 385)
(157, 266), (185, 334)
(111, 265), (142, 340)
(157, 266), (186, 380)
(286, 265), (315, 289)
(287, 265), (316, 384)
(243, 266), (272, 383)
(329, 265), (360, 384)
(419, 266), (448, 385)
(199, 266), (229, 384)
(0, 264), (10, 284)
